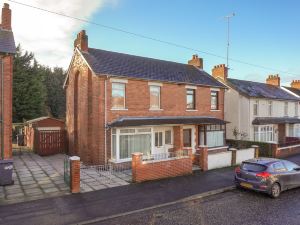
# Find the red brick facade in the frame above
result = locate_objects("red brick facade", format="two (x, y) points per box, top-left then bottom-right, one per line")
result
(0, 4), (13, 160)
(65, 31), (225, 164)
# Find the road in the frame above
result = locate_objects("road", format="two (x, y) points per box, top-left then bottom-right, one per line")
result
(92, 188), (300, 225)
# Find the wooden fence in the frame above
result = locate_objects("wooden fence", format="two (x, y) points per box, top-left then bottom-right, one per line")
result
(34, 130), (66, 156)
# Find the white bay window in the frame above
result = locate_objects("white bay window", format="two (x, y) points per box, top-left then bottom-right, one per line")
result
(111, 128), (151, 161)
(254, 125), (274, 142)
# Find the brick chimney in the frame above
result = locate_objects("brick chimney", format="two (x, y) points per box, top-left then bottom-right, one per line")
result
(212, 64), (228, 81)
(188, 54), (203, 69)
(1, 3), (11, 30)
(291, 80), (300, 89)
(266, 74), (280, 87)
(74, 30), (88, 52)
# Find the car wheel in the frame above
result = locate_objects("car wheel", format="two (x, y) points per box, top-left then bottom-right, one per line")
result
(270, 183), (281, 198)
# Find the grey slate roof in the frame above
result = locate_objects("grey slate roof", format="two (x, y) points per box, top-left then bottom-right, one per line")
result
(109, 116), (227, 127)
(227, 78), (300, 101)
(284, 86), (300, 97)
(252, 117), (300, 125)
(0, 29), (16, 54)
(81, 48), (226, 88)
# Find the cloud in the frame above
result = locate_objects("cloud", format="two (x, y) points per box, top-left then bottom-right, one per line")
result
(6, 0), (116, 68)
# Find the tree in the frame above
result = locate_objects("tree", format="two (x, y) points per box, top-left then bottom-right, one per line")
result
(13, 45), (47, 122)
(43, 66), (66, 119)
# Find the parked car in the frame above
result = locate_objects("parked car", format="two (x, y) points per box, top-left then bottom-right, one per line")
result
(235, 158), (300, 198)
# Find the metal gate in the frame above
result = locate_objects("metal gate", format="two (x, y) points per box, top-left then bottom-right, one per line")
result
(64, 155), (70, 186)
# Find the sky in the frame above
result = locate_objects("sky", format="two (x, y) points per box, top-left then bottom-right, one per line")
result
(6, 0), (300, 85)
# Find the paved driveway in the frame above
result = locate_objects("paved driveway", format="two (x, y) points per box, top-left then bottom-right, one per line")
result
(0, 151), (69, 205)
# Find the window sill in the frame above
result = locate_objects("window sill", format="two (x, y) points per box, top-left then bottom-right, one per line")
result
(149, 108), (163, 111)
(210, 109), (220, 112)
(111, 108), (128, 111)
(186, 109), (198, 112)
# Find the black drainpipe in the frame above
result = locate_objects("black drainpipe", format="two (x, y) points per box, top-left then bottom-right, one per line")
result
(1, 58), (4, 160)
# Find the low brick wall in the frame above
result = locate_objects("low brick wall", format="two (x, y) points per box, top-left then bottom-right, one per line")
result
(274, 144), (300, 158)
(132, 151), (193, 183)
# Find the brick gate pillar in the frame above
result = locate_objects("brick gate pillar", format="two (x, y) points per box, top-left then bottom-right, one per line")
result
(251, 145), (260, 158)
(70, 156), (80, 193)
(131, 152), (143, 183)
(198, 145), (208, 171)
(229, 148), (237, 166)
(271, 144), (279, 158)
(173, 126), (183, 151)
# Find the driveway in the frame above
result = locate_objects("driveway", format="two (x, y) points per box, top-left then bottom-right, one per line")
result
(0, 151), (70, 205)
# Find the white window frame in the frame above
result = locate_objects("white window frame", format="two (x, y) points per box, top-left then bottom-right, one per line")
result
(112, 127), (152, 162)
(253, 100), (259, 116)
(149, 85), (161, 110)
(254, 125), (275, 142)
(111, 82), (126, 110)
(284, 102), (289, 116)
(268, 101), (273, 116)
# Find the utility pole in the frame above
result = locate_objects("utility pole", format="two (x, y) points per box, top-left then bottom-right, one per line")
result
(224, 13), (235, 71)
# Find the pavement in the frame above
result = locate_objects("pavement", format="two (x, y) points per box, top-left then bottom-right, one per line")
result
(0, 154), (299, 225)
(0, 167), (235, 225)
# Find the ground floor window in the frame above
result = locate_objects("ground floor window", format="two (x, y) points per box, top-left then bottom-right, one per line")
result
(111, 128), (151, 160)
(288, 124), (300, 138)
(199, 124), (225, 148)
(254, 125), (274, 142)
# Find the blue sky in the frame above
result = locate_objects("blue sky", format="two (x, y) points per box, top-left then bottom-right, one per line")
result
(10, 0), (299, 85)
(84, 0), (300, 85)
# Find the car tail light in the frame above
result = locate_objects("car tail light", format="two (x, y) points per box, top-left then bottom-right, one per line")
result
(235, 167), (241, 174)
(256, 171), (271, 179)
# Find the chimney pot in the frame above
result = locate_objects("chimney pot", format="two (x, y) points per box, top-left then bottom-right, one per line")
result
(188, 54), (203, 69)
(211, 64), (228, 81)
(266, 74), (280, 87)
(74, 30), (88, 52)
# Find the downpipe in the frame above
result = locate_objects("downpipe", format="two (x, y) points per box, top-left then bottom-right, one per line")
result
(1, 58), (4, 160)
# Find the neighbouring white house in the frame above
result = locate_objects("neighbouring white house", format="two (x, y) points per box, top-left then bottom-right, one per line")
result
(211, 64), (300, 144)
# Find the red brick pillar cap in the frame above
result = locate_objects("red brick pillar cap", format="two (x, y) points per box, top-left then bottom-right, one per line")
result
(251, 145), (259, 148)
(229, 148), (237, 151)
(199, 145), (208, 148)
(70, 156), (80, 161)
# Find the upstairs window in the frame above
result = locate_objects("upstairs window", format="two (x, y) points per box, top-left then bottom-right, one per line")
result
(268, 101), (273, 116)
(284, 102), (288, 116)
(211, 91), (219, 110)
(253, 100), (259, 116)
(149, 86), (161, 109)
(186, 89), (196, 110)
(295, 102), (299, 117)
(112, 83), (126, 109)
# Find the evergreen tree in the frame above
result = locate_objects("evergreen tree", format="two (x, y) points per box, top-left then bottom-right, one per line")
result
(13, 45), (47, 122)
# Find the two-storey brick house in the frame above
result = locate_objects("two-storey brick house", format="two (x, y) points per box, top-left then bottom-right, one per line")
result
(212, 65), (300, 144)
(64, 31), (227, 164)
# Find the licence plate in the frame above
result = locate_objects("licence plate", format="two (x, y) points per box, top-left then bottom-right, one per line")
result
(240, 182), (253, 189)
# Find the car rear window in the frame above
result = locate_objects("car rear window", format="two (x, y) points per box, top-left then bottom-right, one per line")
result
(241, 163), (266, 172)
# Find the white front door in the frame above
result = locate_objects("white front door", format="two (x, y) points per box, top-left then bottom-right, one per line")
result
(152, 127), (173, 155)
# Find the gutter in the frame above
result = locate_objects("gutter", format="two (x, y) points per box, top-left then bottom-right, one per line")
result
(1, 58), (3, 160)
(104, 78), (107, 163)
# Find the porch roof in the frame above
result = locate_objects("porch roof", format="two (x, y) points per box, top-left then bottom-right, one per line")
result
(108, 116), (227, 127)
(252, 117), (300, 125)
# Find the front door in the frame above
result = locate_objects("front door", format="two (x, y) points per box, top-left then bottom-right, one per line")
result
(152, 127), (173, 155)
